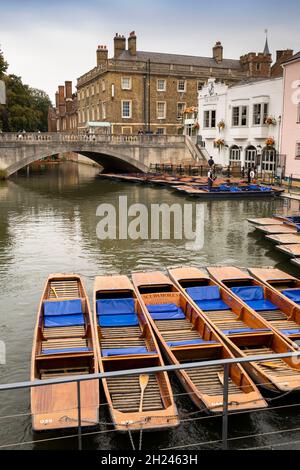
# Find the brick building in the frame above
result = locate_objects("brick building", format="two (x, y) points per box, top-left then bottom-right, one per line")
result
(77, 32), (290, 135)
(48, 81), (78, 132)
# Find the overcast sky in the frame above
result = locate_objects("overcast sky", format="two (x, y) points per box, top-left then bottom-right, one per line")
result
(1, 0), (299, 103)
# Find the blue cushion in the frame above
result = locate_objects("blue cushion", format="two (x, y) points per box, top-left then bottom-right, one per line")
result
(287, 216), (300, 223)
(147, 303), (179, 313)
(146, 304), (185, 320)
(195, 299), (229, 311)
(249, 184), (260, 190)
(42, 347), (90, 355)
(218, 184), (230, 191)
(96, 298), (135, 315)
(222, 328), (270, 335)
(231, 286), (264, 301)
(101, 347), (154, 357)
(186, 286), (221, 301)
(280, 329), (300, 335)
(260, 186), (271, 191)
(166, 339), (217, 347)
(282, 289), (300, 303)
(247, 300), (278, 311)
(99, 314), (139, 327)
(230, 186), (242, 192)
(44, 299), (82, 317)
(44, 314), (85, 328)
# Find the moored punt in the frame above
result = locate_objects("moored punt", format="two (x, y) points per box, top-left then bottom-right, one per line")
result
(174, 185), (278, 199)
(31, 274), (99, 431)
(207, 266), (300, 349)
(248, 267), (300, 310)
(292, 259), (300, 269)
(169, 267), (300, 393)
(254, 224), (298, 235)
(266, 233), (300, 245)
(132, 271), (266, 412)
(276, 244), (300, 258)
(93, 275), (179, 432)
(248, 217), (285, 226)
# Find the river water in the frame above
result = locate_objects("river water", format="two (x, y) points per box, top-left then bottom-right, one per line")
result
(0, 161), (300, 450)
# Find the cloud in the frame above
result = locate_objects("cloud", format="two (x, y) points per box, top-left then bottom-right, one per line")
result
(1, 0), (299, 101)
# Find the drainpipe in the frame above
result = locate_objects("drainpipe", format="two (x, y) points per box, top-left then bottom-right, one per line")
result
(147, 59), (151, 133)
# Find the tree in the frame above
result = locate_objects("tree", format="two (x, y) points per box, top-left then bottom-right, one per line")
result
(0, 46), (51, 132)
(0, 46), (8, 79)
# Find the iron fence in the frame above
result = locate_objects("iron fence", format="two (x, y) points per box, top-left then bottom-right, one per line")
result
(1, 351), (300, 450)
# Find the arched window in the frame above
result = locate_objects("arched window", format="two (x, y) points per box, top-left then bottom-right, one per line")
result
(229, 145), (241, 166)
(245, 146), (257, 168)
(262, 146), (277, 172)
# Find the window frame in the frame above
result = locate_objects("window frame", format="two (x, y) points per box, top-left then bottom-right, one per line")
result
(177, 80), (186, 93)
(253, 102), (268, 126)
(121, 100), (132, 119)
(157, 79), (166, 92)
(177, 102), (186, 119)
(232, 105), (248, 127)
(121, 77), (132, 91)
(203, 109), (216, 129)
(157, 101), (166, 120)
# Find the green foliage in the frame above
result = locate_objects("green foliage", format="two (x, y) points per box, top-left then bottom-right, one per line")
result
(0, 47), (8, 78)
(0, 48), (51, 132)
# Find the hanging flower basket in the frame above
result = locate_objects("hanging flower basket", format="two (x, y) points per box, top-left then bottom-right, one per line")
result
(193, 122), (200, 130)
(214, 138), (225, 149)
(217, 120), (225, 130)
(265, 116), (277, 126)
(265, 137), (275, 147)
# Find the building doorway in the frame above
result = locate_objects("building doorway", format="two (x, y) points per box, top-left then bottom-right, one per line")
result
(261, 146), (277, 173)
(229, 145), (241, 166)
(245, 146), (257, 169)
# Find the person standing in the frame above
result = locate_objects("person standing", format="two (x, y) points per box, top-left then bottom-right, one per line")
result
(208, 156), (215, 168)
(208, 168), (214, 191)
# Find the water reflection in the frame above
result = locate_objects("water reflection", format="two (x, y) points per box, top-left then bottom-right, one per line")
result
(0, 162), (299, 449)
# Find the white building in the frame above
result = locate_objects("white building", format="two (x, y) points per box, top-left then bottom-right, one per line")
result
(198, 77), (283, 172)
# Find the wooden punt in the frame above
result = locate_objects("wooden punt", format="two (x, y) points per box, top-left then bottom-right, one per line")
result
(93, 275), (179, 432)
(208, 266), (300, 349)
(170, 267), (300, 393)
(132, 271), (266, 412)
(248, 267), (300, 307)
(292, 259), (300, 269)
(248, 216), (286, 226)
(31, 274), (99, 431)
(254, 224), (297, 235)
(276, 244), (300, 258)
(266, 234), (300, 245)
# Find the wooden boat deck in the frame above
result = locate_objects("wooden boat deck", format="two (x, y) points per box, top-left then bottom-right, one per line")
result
(94, 274), (179, 431)
(185, 364), (242, 396)
(106, 375), (164, 413)
(31, 274), (99, 431)
(255, 225), (297, 235)
(133, 270), (267, 412)
(243, 347), (300, 379)
(266, 234), (300, 245)
(248, 217), (281, 225)
(276, 244), (300, 257)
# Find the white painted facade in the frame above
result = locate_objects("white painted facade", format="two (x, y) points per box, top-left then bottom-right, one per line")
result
(198, 77), (283, 172)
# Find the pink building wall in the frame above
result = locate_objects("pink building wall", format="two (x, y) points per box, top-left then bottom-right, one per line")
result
(281, 55), (300, 177)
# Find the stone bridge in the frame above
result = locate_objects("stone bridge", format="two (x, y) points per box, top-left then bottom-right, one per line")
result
(0, 132), (207, 177)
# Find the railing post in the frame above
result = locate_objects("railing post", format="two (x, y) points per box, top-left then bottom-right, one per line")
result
(222, 363), (229, 450)
(77, 381), (82, 450)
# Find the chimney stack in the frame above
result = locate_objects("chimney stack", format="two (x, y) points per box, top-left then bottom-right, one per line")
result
(128, 31), (137, 56)
(65, 81), (72, 113)
(58, 85), (66, 115)
(97, 44), (108, 66)
(213, 41), (223, 63)
(55, 91), (59, 109)
(114, 33), (126, 58)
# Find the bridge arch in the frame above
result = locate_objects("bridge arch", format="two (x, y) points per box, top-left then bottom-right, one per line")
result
(1, 144), (148, 177)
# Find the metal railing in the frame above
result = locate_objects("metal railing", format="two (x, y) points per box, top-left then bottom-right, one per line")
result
(1, 351), (300, 450)
(0, 132), (186, 145)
